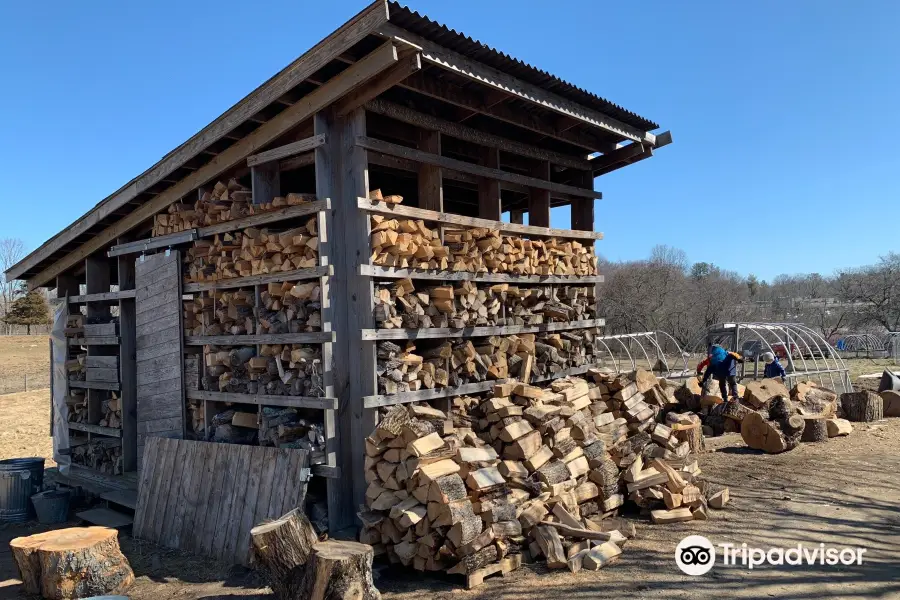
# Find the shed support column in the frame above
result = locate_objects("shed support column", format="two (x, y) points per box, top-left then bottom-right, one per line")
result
(478, 147), (501, 219)
(528, 160), (551, 227)
(56, 274), (80, 299)
(251, 163), (281, 205)
(417, 130), (443, 211)
(85, 255), (112, 426)
(509, 210), (525, 225)
(117, 238), (137, 473)
(571, 171), (595, 231)
(316, 107), (375, 534)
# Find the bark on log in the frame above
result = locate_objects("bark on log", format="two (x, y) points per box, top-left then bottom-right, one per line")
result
(250, 510), (380, 600)
(840, 392), (884, 422)
(10, 526), (134, 600)
(740, 412), (803, 454)
(801, 417), (829, 443)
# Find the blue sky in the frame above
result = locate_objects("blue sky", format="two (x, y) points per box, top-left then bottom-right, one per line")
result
(1, 0), (897, 281)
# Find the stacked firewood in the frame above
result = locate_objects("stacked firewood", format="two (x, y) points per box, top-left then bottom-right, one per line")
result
(259, 407), (326, 464)
(66, 353), (86, 381)
(184, 290), (255, 336)
(153, 178), (316, 236)
(530, 331), (603, 381)
(98, 393), (122, 429)
(258, 281), (321, 333)
(64, 314), (84, 337)
(183, 220), (319, 283)
(201, 344), (323, 397)
(70, 439), (123, 475)
(374, 279), (597, 329)
(66, 391), (88, 423)
(361, 370), (730, 581)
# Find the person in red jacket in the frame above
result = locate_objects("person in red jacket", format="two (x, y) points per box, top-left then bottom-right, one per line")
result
(697, 345), (742, 401)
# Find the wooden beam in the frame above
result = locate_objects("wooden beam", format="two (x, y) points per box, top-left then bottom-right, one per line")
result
(246, 134), (326, 167)
(571, 171), (595, 232)
(365, 99), (592, 170)
(251, 162), (280, 205)
(478, 147), (501, 220)
(117, 237), (138, 473)
(333, 51), (422, 116)
(528, 161), (551, 228)
(358, 197), (603, 240)
(589, 142), (654, 177)
(378, 23), (656, 145)
(359, 264), (604, 284)
(185, 389), (338, 410)
(417, 130), (443, 211)
(182, 265), (332, 293)
(184, 333), (335, 345)
(27, 42), (401, 290)
(356, 136), (602, 199)
(7, 0), (389, 282)
(362, 318), (605, 340)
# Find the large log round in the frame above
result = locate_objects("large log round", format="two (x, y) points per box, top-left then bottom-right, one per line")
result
(841, 392), (884, 422)
(740, 412), (802, 454)
(10, 526), (134, 599)
(299, 540), (381, 600)
(801, 417), (829, 443)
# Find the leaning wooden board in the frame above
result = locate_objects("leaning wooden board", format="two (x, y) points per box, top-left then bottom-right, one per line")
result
(134, 251), (185, 468)
(133, 437), (311, 565)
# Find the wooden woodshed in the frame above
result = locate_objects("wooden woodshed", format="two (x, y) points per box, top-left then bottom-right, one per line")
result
(5, 0), (669, 558)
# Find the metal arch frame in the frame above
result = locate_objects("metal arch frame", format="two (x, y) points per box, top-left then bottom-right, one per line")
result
(592, 331), (690, 378)
(693, 322), (852, 394)
(840, 333), (886, 357)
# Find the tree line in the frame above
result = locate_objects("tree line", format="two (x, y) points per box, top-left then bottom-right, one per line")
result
(598, 245), (900, 348)
(0, 238), (51, 334)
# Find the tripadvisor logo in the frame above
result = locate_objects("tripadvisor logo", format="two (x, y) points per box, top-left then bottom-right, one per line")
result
(676, 536), (867, 575)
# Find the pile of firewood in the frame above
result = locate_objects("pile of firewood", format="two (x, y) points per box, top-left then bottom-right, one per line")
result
(153, 178), (317, 236)
(66, 353), (86, 381)
(65, 314), (84, 337)
(183, 221), (319, 283)
(368, 193), (597, 277)
(202, 344), (323, 397)
(258, 281), (321, 334)
(361, 370), (730, 583)
(259, 407), (326, 464)
(184, 291), (254, 336)
(98, 393), (122, 429)
(374, 279), (596, 330)
(530, 331), (603, 380)
(66, 391), (88, 423)
(70, 439), (123, 475)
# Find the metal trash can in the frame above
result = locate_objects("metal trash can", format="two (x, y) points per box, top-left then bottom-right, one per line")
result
(31, 489), (71, 524)
(0, 457), (45, 523)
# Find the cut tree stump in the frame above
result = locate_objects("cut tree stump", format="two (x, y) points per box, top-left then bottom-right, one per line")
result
(741, 411), (803, 454)
(10, 526), (134, 599)
(880, 390), (900, 417)
(801, 417), (829, 443)
(250, 510), (380, 600)
(840, 392), (883, 422)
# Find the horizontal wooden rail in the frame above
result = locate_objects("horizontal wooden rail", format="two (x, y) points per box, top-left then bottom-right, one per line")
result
(68, 380), (121, 391)
(356, 136), (603, 200)
(246, 134), (326, 167)
(186, 389), (338, 410)
(532, 363), (596, 383)
(359, 264), (604, 284)
(68, 290), (136, 303)
(68, 336), (120, 346)
(108, 230), (197, 257)
(357, 198), (604, 241)
(184, 332), (335, 345)
(363, 379), (511, 409)
(362, 319), (605, 341)
(68, 422), (123, 437)
(183, 265), (332, 292)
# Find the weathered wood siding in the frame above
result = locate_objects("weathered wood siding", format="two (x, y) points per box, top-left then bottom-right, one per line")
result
(135, 252), (185, 467)
(133, 437), (311, 565)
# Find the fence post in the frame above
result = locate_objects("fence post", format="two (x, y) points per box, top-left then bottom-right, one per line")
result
(25, 374), (28, 392)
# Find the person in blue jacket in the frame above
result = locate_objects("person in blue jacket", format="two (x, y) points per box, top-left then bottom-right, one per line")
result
(700, 344), (742, 402)
(762, 352), (786, 380)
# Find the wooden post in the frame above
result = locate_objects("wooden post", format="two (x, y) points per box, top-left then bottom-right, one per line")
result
(571, 171), (595, 231)
(117, 237), (138, 472)
(510, 210), (525, 225)
(85, 255), (112, 426)
(418, 130), (443, 211)
(478, 147), (501, 220)
(528, 160), (551, 227)
(251, 163), (281, 205)
(55, 274), (80, 298)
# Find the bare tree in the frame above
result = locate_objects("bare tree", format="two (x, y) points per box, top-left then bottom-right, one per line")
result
(837, 253), (900, 331)
(0, 239), (25, 334)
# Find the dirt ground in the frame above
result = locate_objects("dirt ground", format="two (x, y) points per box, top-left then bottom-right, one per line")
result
(0, 391), (54, 467)
(0, 336), (49, 395)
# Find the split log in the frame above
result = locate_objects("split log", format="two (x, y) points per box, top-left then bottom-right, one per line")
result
(741, 411), (803, 454)
(826, 418), (853, 437)
(250, 510), (380, 600)
(840, 391), (884, 422)
(10, 527), (134, 599)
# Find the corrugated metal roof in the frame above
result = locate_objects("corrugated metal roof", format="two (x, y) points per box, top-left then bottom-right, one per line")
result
(387, 1), (659, 132)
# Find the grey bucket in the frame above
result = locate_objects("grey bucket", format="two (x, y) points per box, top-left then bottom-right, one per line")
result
(31, 489), (70, 524)
(0, 457), (45, 523)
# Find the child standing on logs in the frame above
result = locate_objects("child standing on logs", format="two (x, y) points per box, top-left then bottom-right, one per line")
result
(698, 345), (742, 402)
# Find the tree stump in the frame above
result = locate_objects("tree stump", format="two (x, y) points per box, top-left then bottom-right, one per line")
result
(250, 510), (380, 600)
(880, 390), (900, 417)
(741, 412), (803, 454)
(801, 417), (829, 443)
(840, 391), (884, 422)
(10, 526), (134, 599)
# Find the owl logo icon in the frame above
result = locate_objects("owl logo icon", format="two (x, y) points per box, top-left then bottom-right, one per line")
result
(676, 535), (716, 575)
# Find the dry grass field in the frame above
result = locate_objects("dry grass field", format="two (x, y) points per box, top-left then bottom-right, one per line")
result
(0, 336), (50, 395)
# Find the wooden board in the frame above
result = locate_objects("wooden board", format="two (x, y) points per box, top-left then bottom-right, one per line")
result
(133, 437), (311, 565)
(135, 252), (185, 467)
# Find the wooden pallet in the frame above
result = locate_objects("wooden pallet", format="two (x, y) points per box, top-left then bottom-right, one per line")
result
(466, 554), (522, 589)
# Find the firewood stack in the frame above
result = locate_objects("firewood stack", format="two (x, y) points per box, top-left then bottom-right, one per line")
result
(184, 290), (255, 336)
(98, 393), (122, 429)
(530, 331), (603, 380)
(71, 439), (123, 475)
(201, 344), (323, 397)
(258, 281), (321, 333)
(65, 314), (84, 337)
(66, 391), (88, 423)
(368, 193), (598, 276)
(153, 178), (316, 236)
(259, 407), (326, 464)
(374, 279), (596, 329)
(361, 370), (729, 584)
(183, 221), (319, 283)
(66, 353), (86, 381)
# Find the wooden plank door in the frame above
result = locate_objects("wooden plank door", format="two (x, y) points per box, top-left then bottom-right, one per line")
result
(135, 251), (185, 469)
